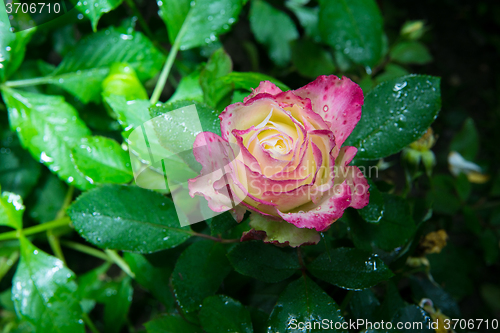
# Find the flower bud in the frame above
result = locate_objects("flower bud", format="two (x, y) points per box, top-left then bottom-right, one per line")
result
(401, 20), (426, 40)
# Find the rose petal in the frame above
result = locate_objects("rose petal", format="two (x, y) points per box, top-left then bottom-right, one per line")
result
(345, 166), (370, 209)
(188, 132), (240, 213)
(293, 75), (364, 156)
(244, 81), (283, 102)
(277, 182), (352, 231)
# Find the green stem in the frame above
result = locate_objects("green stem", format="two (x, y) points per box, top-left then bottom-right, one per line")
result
(149, 9), (192, 105)
(191, 231), (240, 243)
(0, 217), (71, 242)
(3, 76), (52, 88)
(105, 249), (135, 278)
(60, 240), (111, 262)
(47, 229), (66, 264)
(56, 186), (74, 220)
(82, 312), (100, 333)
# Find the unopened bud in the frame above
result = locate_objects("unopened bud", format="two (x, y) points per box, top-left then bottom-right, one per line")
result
(401, 20), (426, 40)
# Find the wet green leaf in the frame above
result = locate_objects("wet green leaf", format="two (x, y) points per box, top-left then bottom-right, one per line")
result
(171, 240), (232, 312)
(199, 295), (253, 333)
(200, 48), (233, 107)
(0, 13), (34, 82)
(267, 275), (345, 333)
(319, 0), (383, 67)
(349, 193), (416, 252)
(410, 276), (461, 319)
(68, 185), (192, 253)
(250, 0), (299, 66)
(102, 63), (148, 101)
(73, 0), (124, 32)
(217, 72), (290, 92)
(0, 186), (24, 230)
(48, 28), (165, 103)
(71, 136), (133, 184)
(2, 88), (93, 190)
(101, 277), (133, 333)
(345, 75), (441, 160)
(12, 237), (84, 333)
(104, 95), (151, 139)
(158, 0), (244, 50)
(168, 70), (204, 103)
(227, 241), (300, 283)
(359, 179), (384, 223)
(308, 247), (393, 290)
(391, 305), (433, 333)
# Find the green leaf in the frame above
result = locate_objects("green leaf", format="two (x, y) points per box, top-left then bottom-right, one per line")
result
(0, 187), (24, 230)
(291, 39), (336, 78)
(227, 241), (300, 283)
(123, 253), (174, 307)
(158, 0), (244, 50)
(150, 99), (222, 143)
(71, 136), (133, 184)
(76, 263), (111, 313)
(249, 212), (321, 247)
(68, 185), (192, 253)
(171, 240), (232, 312)
(48, 28), (165, 103)
(199, 295), (253, 333)
(267, 275), (345, 333)
(390, 41), (433, 65)
(218, 72), (290, 92)
(319, 0), (383, 67)
(308, 247), (393, 290)
(391, 305), (433, 333)
(145, 314), (202, 333)
(102, 63), (148, 101)
(0, 124), (41, 198)
(104, 95), (151, 139)
(250, 0), (299, 66)
(409, 276), (460, 319)
(344, 75), (441, 160)
(350, 289), (380, 321)
(0, 13), (34, 82)
(200, 48), (233, 108)
(29, 173), (67, 223)
(102, 277), (133, 333)
(450, 117), (479, 161)
(349, 193), (416, 252)
(168, 70), (204, 103)
(12, 237), (84, 333)
(2, 88), (93, 190)
(73, 0), (124, 31)
(359, 179), (384, 223)
(377, 281), (405, 321)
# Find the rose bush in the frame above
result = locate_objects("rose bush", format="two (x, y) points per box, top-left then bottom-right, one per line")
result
(189, 75), (370, 245)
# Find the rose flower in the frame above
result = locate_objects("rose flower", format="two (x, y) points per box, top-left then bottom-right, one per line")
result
(189, 75), (369, 246)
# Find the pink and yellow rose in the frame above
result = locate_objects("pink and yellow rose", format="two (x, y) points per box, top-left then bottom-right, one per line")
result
(189, 75), (370, 246)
